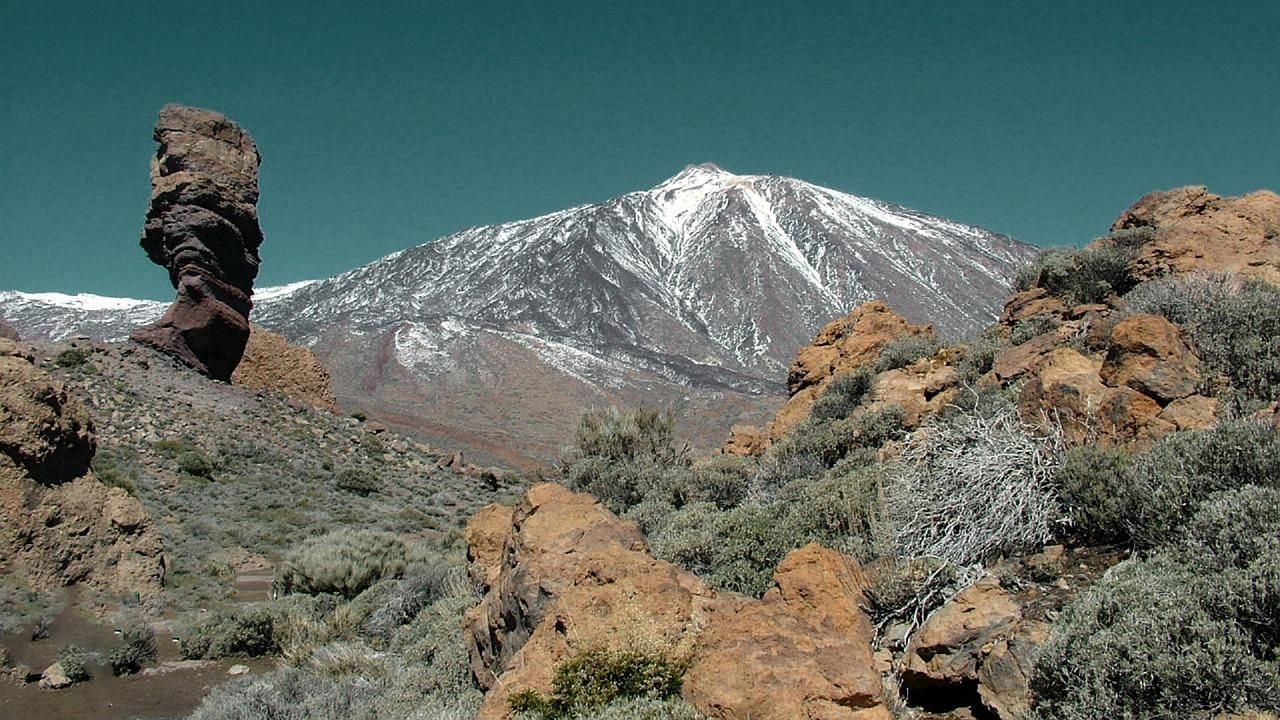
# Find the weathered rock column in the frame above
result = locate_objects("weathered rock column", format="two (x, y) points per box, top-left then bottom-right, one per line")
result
(130, 104), (263, 380)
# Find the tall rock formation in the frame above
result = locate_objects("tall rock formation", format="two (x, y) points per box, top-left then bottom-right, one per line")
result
(130, 104), (264, 380)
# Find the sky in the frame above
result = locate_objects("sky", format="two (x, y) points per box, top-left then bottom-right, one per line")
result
(2, 1), (1277, 300)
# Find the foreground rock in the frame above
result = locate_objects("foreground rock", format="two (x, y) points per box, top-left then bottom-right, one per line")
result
(464, 484), (890, 720)
(0, 338), (164, 597)
(1111, 185), (1280, 284)
(130, 104), (264, 381)
(232, 325), (339, 412)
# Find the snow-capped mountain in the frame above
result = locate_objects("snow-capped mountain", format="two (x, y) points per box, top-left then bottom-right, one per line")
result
(1, 165), (1037, 466)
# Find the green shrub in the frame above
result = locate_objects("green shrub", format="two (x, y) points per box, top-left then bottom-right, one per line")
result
(177, 450), (216, 480)
(559, 407), (690, 514)
(1171, 485), (1280, 573)
(810, 368), (874, 421)
(1121, 420), (1280, 548)
(1032, 554), (1280, 719)
(276, 529), (408, 599)
(335, 468), (380, 496)
(1124, 273), (1280, 407)
(874, 334), (940, 372)
(510, 648), (684, 718)
(57, 644), (91, 682)
(1010, 313), (1058, 345)
(55, 347), (91, 368)
(178, 605), (279, 659)
(887, 394), (1064, 565)
(1014, 231), (1147, 305)
(685, 455), (752, 510)
(1054, 445), (1133, 542)
(651, 503), (795, 596)
(109, 622), (157, 675)
(956, 326), (1007, 385)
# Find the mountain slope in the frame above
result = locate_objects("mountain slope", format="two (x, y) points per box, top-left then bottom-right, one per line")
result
(1, 165), (1037, 466)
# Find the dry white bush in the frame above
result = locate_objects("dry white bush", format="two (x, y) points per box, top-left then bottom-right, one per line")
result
(887, 396), (1066, 565)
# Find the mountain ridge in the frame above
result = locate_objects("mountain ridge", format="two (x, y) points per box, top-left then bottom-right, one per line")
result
(1, 165), (1038, 466)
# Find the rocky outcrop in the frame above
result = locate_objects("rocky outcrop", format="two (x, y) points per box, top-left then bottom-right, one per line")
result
(464, 484), (890, 720)
(231, 325), (339, 412)
(0, 338), (164, 597)
(900, 577), (1047, 720)
(734, 301), (933, 445)
(0, 319), (17, 341)
(130, 104), (264, 381)
(0, 339), (94, 483)
(1110, 186), (1280, 284)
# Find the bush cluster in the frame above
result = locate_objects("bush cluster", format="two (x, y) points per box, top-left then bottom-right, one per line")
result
(1124, 272), (1280, 407)
(509, 648), (685, 719)
(874, 334), (940, 372)
(335, 468), (381, 496)
(178, 604), (280, 659)
(56, 644), (91, 682)
(1013, 229), (1150, 305)
(887, 394), (1065, 565)
(275, 529), (408, 599)
(109, 621), (157, 675)
(559, 407), (689, 514)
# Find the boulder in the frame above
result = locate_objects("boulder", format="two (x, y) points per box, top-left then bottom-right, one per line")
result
(130, 104), (264, 381)
(1099, 314), (1201, 403)
(999, 288), (1067, 325)
(976, 621), (1049, 720)
(38, 662), (71, 690)
(901, 577), (1020, 689)
(0, 339), (95, 484)
(464, 484), (891, 720)
(771, 302), (931, 439)
(682, 544), (890, 720)
(721, 424), (769, 457)
(1110, 186), (1280, 285)
(232, 325), (339, 412)
(0, 345), (164, 597)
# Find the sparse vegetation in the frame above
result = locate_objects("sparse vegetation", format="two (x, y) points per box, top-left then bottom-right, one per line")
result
(335, 467), (381, 496)
(1013, 229), (1150, 305)
(275, 529), (408, 599)
(509, 648), (685, 718)
(178, 604), (280, 659)
(874, 333), (940, 372)
(108, 621), (157, 675)
(57, 643), (91, 682)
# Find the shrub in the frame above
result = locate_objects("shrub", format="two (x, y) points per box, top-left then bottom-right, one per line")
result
(956, 326), (1007, 385)
(1124, 273), (1280, 407)
(1032, 554), (1280, 719)
(874, 334), (940, 372)
(57, 644), (91, 682)
(509, 648), (685, 718)
(177, 450), (216, 480)
(1013, 231), (1146, 305)
(276, 529), (408, 599)
(685, 455), (752, 510)
(335, 468), (380, 496)
(1010, 313), (1058, 346)
(651, 503), (795, 596)
(1171, 485), (1280, 573)
(810, 368), (874, 421)
(362, 564), (458, 641)
(109, 622), (157, 675)
(887, 395), (1065, 565)
(55, 347), (91, 368)
(178, 605), (279, 659)
(1053, 445), (1133, 542)
(1121, 420), (1280, 548)
(559, 407), (689, 514)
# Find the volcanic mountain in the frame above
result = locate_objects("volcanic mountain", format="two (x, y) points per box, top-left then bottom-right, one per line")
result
(1, 164), (1037, 466)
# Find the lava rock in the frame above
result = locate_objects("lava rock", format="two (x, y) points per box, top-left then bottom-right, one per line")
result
(130, 104), (264, 381)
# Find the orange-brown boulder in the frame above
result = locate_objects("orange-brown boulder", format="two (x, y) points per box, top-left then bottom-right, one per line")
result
(464, 502), (513, 588)
(683, 544), (889, 720)
(232, 325), (339, 412)
(1099, 314), (1201, 403)
(464, 484), (890, 720)
(1110, 186), (1280, 284)
(993, 332), (1062, 383)
(0, 340), (164, 597)
(1000, 288), (1068, 325)
(901, 577), (1020, 690)
(771, 302), (931, 439)
(721, 424), (769, 457)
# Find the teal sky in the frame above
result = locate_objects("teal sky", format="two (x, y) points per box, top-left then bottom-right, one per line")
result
(2, 1), (1277, 300)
